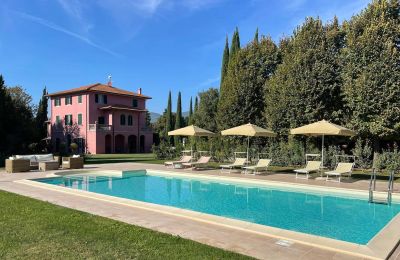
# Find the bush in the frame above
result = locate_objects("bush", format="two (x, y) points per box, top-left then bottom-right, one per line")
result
(352, 139), (373, 171)
(28, 143), (38, 153)
(375, 149), (400, 172)
(70, 143), (78, 154)
(152, 141), (183, 160)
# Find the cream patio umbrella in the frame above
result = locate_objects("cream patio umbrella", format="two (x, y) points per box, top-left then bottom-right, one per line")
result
(221, 123), (277, 163)
(168, 125), (216, 156)
(290, 120), (356, 168)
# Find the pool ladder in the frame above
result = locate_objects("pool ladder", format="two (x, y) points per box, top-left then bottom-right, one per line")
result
(369, 168), (395, 205)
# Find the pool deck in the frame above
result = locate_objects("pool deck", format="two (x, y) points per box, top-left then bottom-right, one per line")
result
(1, 163), (400, 260)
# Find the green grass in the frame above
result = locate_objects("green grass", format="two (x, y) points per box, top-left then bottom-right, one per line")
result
(84, 153), (164, 165)
(0, 190), (251, 259)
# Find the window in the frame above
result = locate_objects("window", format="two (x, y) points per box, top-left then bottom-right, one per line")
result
(78, 114), (83, 125)
(65, 96), (72, 105)
(55, 116), (61, 125)
(120, 114), (126, 125)
(65, 114), (73, 126)
(132, 99), (138, 108)
(78, 95), (82, 103)
(54, 98), (61, 106)
(95, 94), (107, 104)
(98, 116), (105, 125)
(128, 115), (133, 125)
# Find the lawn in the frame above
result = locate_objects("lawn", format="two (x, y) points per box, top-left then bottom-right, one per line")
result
(84, 153), (164, 165)
(0, 190), (250, 259)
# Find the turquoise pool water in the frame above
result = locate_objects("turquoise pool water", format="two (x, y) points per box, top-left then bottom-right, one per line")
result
(34, 171), (400, 244)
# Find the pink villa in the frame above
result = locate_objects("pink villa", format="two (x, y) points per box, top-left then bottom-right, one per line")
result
(47, 82), (153, 154)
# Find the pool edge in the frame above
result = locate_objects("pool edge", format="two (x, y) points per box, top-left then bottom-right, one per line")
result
(14, 171), (399, 260)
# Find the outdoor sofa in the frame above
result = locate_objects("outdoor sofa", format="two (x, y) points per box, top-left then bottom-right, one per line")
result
(6, 154), (59, 173)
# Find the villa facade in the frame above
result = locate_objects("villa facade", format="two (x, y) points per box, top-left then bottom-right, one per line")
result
(47, 83), (153, 154)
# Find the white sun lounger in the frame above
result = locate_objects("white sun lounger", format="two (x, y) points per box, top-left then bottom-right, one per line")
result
(242, 159), (272, 175)
(294, 160), (321, 179)
(182, 156), (211, 170)
(220, 158), (247, 173)
(325, 162), (354, 182)
(164, 156), (192, 168)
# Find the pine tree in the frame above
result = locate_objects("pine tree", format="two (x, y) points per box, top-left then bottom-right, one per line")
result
(174, 92), (183, 144)
(188, 96), (193, 125)
(165, 91), (173, 144)
(254, 28), (259, 44)
(36, 86), (48, 141)
(220, 36), (230, 89)
(230, 27), (241, 58)
(342, 0), (400, 155)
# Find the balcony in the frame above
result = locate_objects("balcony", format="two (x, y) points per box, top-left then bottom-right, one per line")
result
(88, 124), (112, 132)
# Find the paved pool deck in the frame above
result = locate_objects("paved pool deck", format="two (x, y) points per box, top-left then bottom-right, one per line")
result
(1, 163), (399, 260)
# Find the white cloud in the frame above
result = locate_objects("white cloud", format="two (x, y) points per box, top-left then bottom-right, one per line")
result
(11, 10), (121, 58)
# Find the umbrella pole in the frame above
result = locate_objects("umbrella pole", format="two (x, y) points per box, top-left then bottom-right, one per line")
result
(321, 135), (325, 168)
(247, 136), (250, 165)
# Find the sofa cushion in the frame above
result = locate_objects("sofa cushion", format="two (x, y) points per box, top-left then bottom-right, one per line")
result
(16, 155), (37, 163)
(35, 154), (54, 162)
(72, 154), (80, 158)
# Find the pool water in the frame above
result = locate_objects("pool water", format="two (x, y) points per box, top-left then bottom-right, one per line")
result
(35, 171), (400, 244)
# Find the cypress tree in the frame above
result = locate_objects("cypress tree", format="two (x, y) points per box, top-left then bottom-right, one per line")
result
(230, 27), (241, 58)
(36, 86), (48, 141)
(220, 36), (230, 89)
(165, 91), (173, 144)
(188, 96), (193, 125)
(194, 96), (199, 113)
(174, 92), (183, 144)
(254, 28), (259, 44)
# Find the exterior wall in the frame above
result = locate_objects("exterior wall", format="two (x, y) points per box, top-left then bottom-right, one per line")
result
(49, 89), (153, 154)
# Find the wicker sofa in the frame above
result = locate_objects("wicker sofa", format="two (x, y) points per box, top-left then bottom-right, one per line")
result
(6, 154), (59, 173)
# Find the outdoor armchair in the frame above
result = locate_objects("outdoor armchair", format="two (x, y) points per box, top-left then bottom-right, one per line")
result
(62, 156), (84, 169)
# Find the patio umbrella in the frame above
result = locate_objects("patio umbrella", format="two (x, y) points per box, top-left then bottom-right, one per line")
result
(290, 120), (356, 167)
(168, 125), (216, 155)
(221, 123), (277, 163)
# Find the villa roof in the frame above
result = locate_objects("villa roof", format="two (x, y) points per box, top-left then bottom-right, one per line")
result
(47, 83), (151, 99)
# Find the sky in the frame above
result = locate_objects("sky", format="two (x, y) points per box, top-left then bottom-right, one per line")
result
(0, 0), (370, 114)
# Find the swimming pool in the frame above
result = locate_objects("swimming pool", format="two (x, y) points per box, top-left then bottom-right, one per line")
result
(34, 170), (400, 245)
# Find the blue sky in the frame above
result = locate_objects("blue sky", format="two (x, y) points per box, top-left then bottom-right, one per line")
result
(0, 0), (370, 113)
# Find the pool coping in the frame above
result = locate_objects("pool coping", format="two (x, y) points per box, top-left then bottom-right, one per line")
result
(15, 169), (400, 260)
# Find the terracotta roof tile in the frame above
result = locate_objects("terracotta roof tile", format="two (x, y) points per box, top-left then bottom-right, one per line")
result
(47, 83), (151, 99)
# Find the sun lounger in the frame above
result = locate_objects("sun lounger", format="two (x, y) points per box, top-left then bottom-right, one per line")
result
(294, 160), (321, 179)
(164, 156), (192, 168)
(325, 162), (354, 182)
(220, 158), (247, 173)
(182, 156), (211, 170)
(242, 159), (271, 175)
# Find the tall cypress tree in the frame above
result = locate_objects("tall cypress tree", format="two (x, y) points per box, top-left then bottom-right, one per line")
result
(165, 91), (173, 144)
(194, 96), (199, 114)
(220, 36), (230, 89)
(188, 96), (193, 125)
(254, 28), (259, 44)
(174, 92), (183, 144)
(36, 86), (48, 141)
(230, 27), (241, 58)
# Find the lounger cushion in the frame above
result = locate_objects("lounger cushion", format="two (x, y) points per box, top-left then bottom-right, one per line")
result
(16, 155), (37, 163)
(35, 154), (54, 162)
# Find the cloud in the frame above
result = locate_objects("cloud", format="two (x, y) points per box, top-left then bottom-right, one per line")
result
(11, 10), (121, 58)
(57, 0), (92, 33)
(198, 76), (220, 87)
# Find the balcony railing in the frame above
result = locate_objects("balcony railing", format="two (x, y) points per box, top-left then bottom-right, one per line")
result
(88, 124), (112, 131)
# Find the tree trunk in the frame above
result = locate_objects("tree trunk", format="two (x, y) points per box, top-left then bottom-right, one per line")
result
(372, 138), (380, 169)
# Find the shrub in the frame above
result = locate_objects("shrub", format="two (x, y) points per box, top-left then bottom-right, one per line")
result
(352, 139), (373, 171)
(70, 143), (78, 154)
(375, 149), (400, 172)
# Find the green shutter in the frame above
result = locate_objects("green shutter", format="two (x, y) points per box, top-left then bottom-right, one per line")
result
(78, 114), (82, 125)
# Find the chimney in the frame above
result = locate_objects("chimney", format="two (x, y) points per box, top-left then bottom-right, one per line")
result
(138, 88), (142, 95)
(107, 75), (112, 86)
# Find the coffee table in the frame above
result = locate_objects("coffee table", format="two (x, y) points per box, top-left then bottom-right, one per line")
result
(38, 161), (59, 171)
